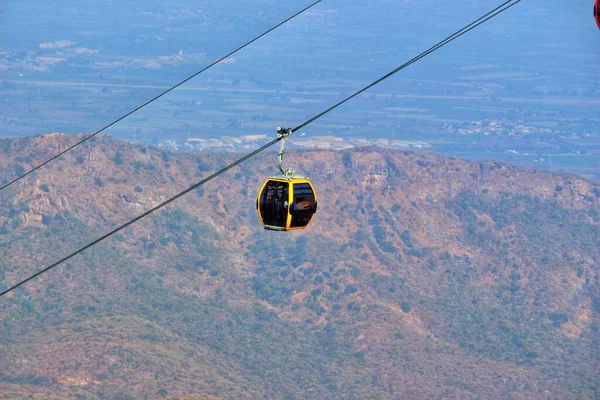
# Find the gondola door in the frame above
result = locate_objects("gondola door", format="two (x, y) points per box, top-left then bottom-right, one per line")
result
(259, 180), (289, 230)
(289, 181), (317, 229)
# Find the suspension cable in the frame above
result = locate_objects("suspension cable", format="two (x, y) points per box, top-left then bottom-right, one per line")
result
(293, 0), (521, 132)
(0, 0), (321, 194)
(0, 137), (280, 297)
(0, 0), (520, 298)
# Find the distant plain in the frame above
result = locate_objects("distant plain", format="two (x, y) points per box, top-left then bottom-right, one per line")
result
(1, 0), (598, 177)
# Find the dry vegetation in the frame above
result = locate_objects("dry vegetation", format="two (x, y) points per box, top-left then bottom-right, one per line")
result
(0, 134), (598, 399)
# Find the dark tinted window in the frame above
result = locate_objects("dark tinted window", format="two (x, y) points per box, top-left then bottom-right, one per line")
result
(290, 182), (315, 228)
(260, 180), (288, 228)
(293, 183), (315, 209)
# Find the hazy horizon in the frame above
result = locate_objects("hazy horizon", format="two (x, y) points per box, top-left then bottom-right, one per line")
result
(1, 0), (598, 178)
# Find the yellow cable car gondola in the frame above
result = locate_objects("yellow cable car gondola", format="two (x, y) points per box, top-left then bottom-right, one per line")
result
(257, 127), (317, 231)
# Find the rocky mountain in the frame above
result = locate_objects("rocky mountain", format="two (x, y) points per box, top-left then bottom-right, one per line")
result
(0, 133), (599, 399)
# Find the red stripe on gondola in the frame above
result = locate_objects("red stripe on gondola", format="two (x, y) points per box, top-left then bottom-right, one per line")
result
(595, 0), (600, 29)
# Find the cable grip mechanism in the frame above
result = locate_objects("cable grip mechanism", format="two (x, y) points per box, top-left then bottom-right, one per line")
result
(276, 126), (293, 139)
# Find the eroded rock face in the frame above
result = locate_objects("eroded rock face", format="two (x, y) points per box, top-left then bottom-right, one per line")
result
(0, 134), (598, 399)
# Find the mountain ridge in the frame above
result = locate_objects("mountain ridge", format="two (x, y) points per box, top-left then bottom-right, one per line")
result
(0, 133), (598, 399)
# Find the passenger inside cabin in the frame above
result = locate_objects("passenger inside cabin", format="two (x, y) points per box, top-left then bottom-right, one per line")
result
(295, 197), (312, 210)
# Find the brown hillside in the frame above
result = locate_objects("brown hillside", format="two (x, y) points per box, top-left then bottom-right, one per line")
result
(0, 133), (598, 399)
